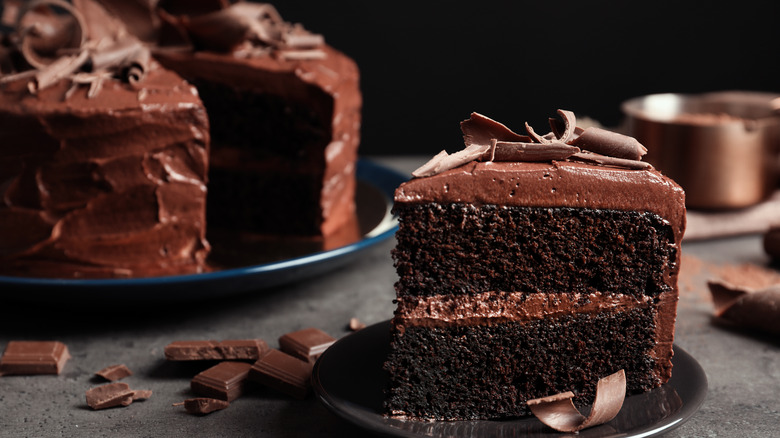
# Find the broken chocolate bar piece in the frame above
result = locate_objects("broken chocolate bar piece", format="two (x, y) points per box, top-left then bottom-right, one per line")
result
(164, 339), (269, 361)
(181, 398), (230, 415)
(278, 328), (335, 363)
(249, 349), (312, 399)
(191, 361), (252, 402)
(0, 341), (70, 375)
(95, 364), (133, 381)
(86, 383), (135, 410)
(708, 280), (780, 335)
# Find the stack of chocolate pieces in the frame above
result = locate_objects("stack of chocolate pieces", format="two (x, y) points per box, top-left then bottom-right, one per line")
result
(165, 328), (336, 415)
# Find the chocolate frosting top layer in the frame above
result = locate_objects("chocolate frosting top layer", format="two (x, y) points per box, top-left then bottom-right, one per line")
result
(396, 160), (686, 243)
(396, 111), (686, 243)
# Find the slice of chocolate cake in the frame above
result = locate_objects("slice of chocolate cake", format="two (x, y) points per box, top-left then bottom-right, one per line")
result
(149, 2), (361, 238)
(0, 1), (210, 278)
(384, 111), (686, 420)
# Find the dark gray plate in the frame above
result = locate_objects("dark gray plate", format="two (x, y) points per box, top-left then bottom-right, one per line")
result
(0, 160), (406, 303)
(313, 320), (708, 438)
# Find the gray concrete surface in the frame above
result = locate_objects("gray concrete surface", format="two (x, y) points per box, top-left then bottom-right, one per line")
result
(0, 157), (778, 437)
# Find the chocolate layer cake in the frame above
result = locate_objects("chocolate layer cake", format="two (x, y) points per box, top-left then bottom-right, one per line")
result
(384, 111), (686, 420)
(0, 1), (210, 278)
(149, 2), (361, 237)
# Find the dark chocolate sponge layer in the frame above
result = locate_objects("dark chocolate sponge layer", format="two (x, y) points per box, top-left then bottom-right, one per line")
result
(384, 308), (658, 420)
(393, 204), (678, 298)
(193, 79), (332, 235)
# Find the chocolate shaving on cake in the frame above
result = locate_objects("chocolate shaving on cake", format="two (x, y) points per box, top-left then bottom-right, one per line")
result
(413, 110), (653, 177)
(570, 151), (654, 170)
(570, 126), (648, 160)
(0, 0), (153, 97)
(707, 280), (780, 335)
(526, 369), (626, 433)
(160, 2), (325, 60)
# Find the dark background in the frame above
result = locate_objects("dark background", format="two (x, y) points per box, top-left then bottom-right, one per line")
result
(275, 0), (780, 156)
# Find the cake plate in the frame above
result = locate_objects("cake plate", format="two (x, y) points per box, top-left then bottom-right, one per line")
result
(0, 159), (406, 303)
(313, 320), (708, 438)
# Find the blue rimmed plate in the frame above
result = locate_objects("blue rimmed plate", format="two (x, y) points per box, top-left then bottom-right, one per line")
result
(0, 159), (406, 303)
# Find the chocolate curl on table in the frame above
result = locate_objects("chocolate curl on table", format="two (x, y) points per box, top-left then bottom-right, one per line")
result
(707, 280), (780, 335)
(570, 127), (648, 161)
(527, 369), (626, 433)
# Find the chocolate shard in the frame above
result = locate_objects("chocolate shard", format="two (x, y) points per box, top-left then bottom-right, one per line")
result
(485, 141), (580, 162)
(569, 127), (648, 161)
(0, 341), (70, 375)
(164, 339), (269, 361)
(95, 364), (133, 382)
(249, 349), (313, 399)
(570, 151), (653, 170)
(17, 1), (87, 69)
(85, 382), (135, 410)
(278, 327), (336, 363)
(182, 397), (230, 415)
(461, 112), (530, 147)
(411, 145), (489, 178)
(524, 122), (552, 144)
(707, 280), (780, 335)
(191, 361), (252, 402)
(131, 389), (153, 401)
(527, 369), (626, 432)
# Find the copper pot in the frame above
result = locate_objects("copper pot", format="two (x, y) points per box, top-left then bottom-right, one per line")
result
(622, 91), (780, 209)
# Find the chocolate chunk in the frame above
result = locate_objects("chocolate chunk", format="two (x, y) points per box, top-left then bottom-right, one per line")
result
(0, 341), (70, 375)
(527, 369), (626, 432)
(278, 327), (336, 363)
(181, 397), (230, 415)
(191, 361), (252, 402)
(131, 389), (153, 401)
(164, 339), (269, 361)
(708, 280), (780, 335)
(570, 127), (648, 161)
(86, 382), (135, 410)
(348, 318), (366, 331)
(249, 349), (312, 399)
(95, 364), (133, 381)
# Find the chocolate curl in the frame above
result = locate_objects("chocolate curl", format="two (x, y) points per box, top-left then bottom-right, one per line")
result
(461, 112), (530, 147)
(570, 151), (654, 170)
(283, 23), (325, 49)
(707, 280), (780, 335)
(527, 369), (626, 433)
(486, 141), (580, 162)
(570, 127), (648, 161)
(90, 39), (151, 84)
(550, 109), (577, 143)
(17, 0), (87, 69)
(412, 145), (490, 178)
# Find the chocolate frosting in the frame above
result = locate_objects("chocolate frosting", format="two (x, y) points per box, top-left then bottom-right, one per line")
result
(0, 61), (210, 278)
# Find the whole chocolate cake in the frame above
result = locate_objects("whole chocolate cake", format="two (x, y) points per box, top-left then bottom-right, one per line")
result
(384, 111), (686, 420)
(147, 1), (361, 237)
(0, 0), (210, 278)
